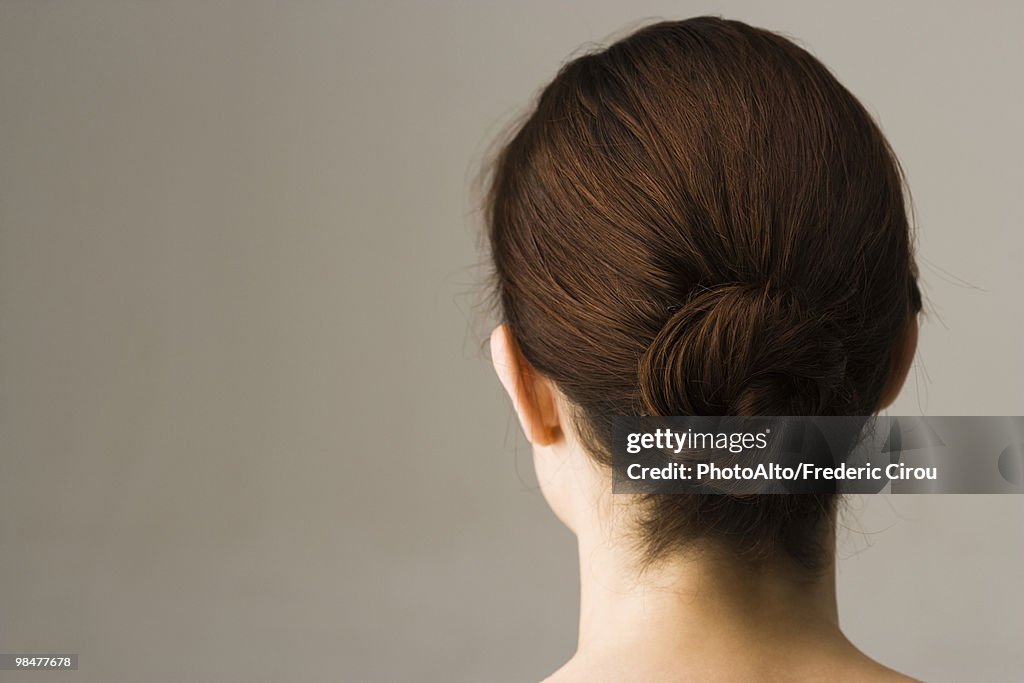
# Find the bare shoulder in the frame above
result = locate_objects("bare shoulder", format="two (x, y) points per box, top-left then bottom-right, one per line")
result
(540, 668), (921, 683)
(537, 654), (921, 683)
(855, 660), (922, 683)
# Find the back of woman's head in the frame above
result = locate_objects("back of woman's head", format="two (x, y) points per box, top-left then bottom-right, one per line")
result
(484, 17), (921, 569)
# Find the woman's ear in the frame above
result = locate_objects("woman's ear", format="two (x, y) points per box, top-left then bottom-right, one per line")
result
(490, 324), (562, 446)
(877, 312), (919, 410)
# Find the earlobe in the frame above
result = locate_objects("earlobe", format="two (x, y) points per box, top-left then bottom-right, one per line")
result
(490, 324), (562, 446)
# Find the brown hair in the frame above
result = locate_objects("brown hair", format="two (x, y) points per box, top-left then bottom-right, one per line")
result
(483, 17), (921, 569)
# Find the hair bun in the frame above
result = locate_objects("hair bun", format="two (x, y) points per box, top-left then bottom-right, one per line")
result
(638, 284), (850, 416)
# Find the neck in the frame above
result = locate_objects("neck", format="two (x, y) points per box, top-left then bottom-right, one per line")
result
(572, 522), (850, 668)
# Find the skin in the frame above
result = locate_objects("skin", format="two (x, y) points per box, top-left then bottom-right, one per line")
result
(490, 314), (920, 682)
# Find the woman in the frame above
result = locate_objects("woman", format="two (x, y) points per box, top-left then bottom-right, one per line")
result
(482, 17), (922, 682)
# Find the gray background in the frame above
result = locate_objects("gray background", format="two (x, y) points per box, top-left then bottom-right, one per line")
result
(1, 1), (1021, 681)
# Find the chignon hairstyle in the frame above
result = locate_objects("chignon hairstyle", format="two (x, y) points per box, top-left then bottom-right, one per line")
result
(483, 17), (922, 569)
